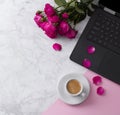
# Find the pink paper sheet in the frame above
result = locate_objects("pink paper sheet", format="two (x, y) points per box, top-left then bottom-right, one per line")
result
(42, 70), (120, 115)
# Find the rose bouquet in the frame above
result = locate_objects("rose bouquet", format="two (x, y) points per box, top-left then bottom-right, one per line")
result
(34, 0), (94, 39)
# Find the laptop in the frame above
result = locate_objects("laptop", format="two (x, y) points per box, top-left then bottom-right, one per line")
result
(70, 0), (120, 85)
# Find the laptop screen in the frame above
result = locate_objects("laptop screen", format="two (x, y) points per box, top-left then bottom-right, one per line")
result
(99, 0), (120, 13)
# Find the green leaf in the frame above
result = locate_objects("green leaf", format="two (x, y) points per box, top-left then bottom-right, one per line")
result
(54, 0), (66, 6)
(58, 6), (74, 17)
(77, 2), (87, 11)
(75, 6), (85, 14)
(63, 6), (75, 13)
(68, 10), (77, 21)
(74, 13), (86, 25)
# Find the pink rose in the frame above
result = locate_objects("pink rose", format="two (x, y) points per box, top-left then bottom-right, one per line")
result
(62, 12), (69, 19)
(48, 15), (60, 23)
(39, 21), (48, 30)
(34, 14), (44, 27)
(58, 21), (70, 35)
(44, 3), (56, 17)
(34, 14), (48, 30)
(65, 28), (78, 39)
(43, 22), (57, 38)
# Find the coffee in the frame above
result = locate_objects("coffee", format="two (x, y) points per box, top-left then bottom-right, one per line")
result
(66, 79), (81, 94)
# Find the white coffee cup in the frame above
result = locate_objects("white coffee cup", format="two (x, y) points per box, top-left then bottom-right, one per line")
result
(65, 78), (83, 96)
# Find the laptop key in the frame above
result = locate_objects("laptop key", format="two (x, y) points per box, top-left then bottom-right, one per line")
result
(87, 11), (120, 54)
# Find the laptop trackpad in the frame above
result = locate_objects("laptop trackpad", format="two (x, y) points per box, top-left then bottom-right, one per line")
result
(98, 52), (120, 84)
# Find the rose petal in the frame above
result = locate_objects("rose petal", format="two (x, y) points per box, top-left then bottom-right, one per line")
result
(92, 76), (102, 85)
(65, 28), (78, 39)
(82, 58), (91, 68)
(87, 45), (95, 54)
(43, 22), (57, 38)
(58, 21), (70, 35)
(52, 43), (62, 51)
(97, 87), (105, 95)
(48, 15), (60, 23)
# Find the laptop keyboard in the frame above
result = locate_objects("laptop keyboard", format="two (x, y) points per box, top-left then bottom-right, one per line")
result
(87, 12), (120, 54)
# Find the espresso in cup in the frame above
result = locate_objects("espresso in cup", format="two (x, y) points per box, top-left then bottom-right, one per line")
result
(66, 79), (83, 96)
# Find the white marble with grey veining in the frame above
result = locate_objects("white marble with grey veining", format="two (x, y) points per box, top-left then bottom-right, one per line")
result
(0, 0), (96, 115)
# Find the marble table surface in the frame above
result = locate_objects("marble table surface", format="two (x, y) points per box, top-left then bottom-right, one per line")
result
(0, 0), (98, 115)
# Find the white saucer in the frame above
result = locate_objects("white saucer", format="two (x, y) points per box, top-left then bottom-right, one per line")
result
(57, 73), (90, 105)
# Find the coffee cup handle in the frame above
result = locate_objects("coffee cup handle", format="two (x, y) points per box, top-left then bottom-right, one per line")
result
(80, 92), (86, 98)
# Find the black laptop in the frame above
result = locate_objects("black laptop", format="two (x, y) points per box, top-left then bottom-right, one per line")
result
(70, 0), (120, 85)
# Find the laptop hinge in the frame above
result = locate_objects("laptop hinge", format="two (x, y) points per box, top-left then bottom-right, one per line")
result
(99, 4), (115, 15)
(104, 7), (115, 15)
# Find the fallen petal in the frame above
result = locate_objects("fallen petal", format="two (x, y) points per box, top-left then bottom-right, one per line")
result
(93, 76), (102, 85)
(97, 87), (105, 95)
(87, 45), (95, 54)
(52, 43), (62, 51)
(82, 58), (91, 68)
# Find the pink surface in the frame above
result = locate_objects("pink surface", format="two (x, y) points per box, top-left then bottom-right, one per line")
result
(42, 70), (120, 115)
